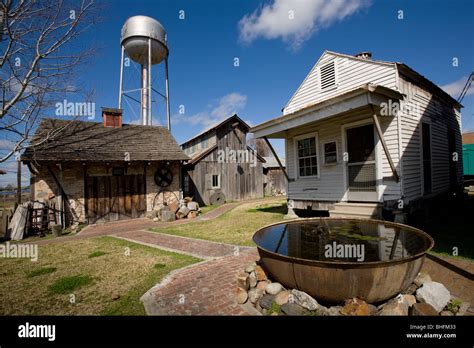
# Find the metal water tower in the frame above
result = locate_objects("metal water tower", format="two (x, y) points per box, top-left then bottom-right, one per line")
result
(118, 15), (171, 129)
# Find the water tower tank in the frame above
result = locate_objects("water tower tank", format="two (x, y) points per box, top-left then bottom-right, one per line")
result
(120, 15), (168, 65)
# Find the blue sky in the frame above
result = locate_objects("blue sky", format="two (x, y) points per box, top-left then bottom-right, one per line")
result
(1, 0), (473, 186)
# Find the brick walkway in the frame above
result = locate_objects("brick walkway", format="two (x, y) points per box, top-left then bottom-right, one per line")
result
(422, 256), (474, 314)
(114, 230), (248, 259)
(32, 202), (238, 246)
(141, 248), (259, 315)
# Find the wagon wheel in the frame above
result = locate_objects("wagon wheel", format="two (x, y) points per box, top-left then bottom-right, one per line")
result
(152, 189), (179, 211)
(154, 167), (173, 187)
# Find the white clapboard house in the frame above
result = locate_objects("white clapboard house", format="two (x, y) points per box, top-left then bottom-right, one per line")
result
(251, 51), (462, 219)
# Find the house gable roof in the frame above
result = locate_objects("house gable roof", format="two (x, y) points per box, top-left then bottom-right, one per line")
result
(21, 118), (189, 162)
(180, 114), (250, 147)
(284, 50), (461, 114)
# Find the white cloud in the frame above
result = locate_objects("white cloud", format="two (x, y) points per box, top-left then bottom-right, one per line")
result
(172, 93), (247, 129)
(441, 76), (473, 99)
(239, 0), (371, 51)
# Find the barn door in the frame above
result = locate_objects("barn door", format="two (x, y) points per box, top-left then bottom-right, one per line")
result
(345, 124), (377, 201)
(86, 175), (146, 224)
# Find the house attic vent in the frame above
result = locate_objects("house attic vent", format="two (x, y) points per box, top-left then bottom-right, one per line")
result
(320, 61), (336, 90)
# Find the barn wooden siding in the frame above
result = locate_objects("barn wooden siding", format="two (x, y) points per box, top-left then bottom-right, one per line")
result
(184, 124), (263, 205)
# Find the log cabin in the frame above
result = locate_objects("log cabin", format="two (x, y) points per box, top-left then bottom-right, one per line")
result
(21, 108), (188, 225)
(251, 51), (463, 220)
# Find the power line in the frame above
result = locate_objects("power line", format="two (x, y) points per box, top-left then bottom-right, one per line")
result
(458, 71), (474, 103)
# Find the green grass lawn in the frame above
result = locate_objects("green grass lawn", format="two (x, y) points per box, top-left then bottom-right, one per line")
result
(150, 198), (287, 246)
(0, 236), (199, 315)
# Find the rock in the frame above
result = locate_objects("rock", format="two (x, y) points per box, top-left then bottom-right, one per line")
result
(187, 211), (198, 219)
(248, 272), (257, 287)
(415, 281), (450, 312)
(404, 294), (417, 307)
(457, 301), (470, 316)
(311, 306), (329, 316)
(168, 201), (179, 213)
(410, 303), (438, 316)
(111, 292), (120, 301)
(245, 262), (257, 273)
(152, 217), (159, 222)
(402, 283), (418, 295)
(340, 298), (370, 316)
(265, 282), (283, 295)
(281, 303), (308, 316)
(177, 206), (190, 218)
(368, 304), (377, 315)
(146, 210), (158, 219)
(255, 265), (268, 281)
(248, 288), (264, 304)
(236, 287), (248, 304)
(328, 306), (343, 316)
(256, 281), (269, 291)
(378, 295), (410, 316)
(236, 271), (250, 291)
(183, 196), (193, 203)
(290, 289), (319, 311)
(161, 209), (176, 222)
(51, 224), (62, 237)
(187, 201), (199, 211)
(274, 291), (290, 305)
(440, 310), (454, 316)
(259, 295), (274, 309)
(414, 272), (432, 287)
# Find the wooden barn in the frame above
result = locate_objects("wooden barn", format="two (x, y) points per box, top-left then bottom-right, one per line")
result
(181, 114), (264, 205)
(251, 51), (463, 220)
(21, 108), (188, 225)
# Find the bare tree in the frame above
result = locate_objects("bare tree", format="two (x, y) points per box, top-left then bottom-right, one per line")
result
(0, 0), (98, 163)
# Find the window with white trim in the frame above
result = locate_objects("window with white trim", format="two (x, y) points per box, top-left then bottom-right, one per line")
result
(296, 136), (318, 177)
(211, 174), (220, 189)
(323, 141), (338, 165)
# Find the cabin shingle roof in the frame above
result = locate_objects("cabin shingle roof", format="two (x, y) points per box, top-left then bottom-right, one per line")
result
(21, 118), (189, 162)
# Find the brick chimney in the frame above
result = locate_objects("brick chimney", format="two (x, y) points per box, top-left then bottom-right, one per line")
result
(355, 52), (372, 60)
(102, 107), (122, 128)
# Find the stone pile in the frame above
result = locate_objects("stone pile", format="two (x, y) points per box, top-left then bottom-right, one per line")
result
(147, 197), (201, 222)
(236, 263), (469, 316)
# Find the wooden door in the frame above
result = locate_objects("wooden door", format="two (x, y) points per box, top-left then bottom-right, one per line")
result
(86, 175), (146, 223)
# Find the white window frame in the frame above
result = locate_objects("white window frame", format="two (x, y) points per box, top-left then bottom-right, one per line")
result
(211, 174), (220, 189)
(322, 140), (338, 165)
(319, 59), (338, 92)
(294, 132), (320, 179)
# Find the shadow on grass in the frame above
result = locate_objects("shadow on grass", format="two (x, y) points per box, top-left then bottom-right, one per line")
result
(247, 204), (287, 214)
(408, 193), (474, 260)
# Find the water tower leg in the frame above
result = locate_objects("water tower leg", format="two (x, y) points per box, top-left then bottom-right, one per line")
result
(148, 37), (152, 125)
(141, 62), (148, 125)
(165, 58), (171, 131)
(118, 45), (124, 109)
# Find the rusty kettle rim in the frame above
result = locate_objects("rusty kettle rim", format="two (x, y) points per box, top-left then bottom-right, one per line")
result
(252, 217), (435, 268)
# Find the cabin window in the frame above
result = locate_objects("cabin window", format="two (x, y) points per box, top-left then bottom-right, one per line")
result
(296, 135), (319, 177)
(323, 141), (338, 165)
(320, 61), (336, 90)
(183, 174), (190, 194)
(211, 174), (220, 189)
